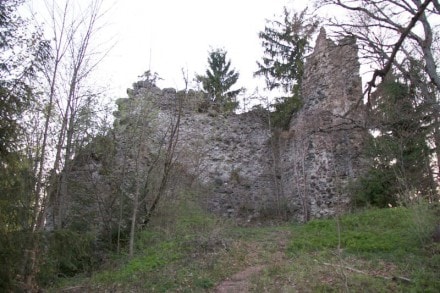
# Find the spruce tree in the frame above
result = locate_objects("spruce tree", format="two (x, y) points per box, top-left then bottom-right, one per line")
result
(255, 7), (318, 93)
(255, 7), (319, 128)
(0, 0), (50, 156)
(196, 48), (242, 110)
(354, 75), (435, 207)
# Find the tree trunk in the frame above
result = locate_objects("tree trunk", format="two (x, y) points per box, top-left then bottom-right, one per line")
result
(129, 184), (140, 258)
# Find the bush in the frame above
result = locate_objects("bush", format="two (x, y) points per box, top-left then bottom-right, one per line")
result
(0, 231), (33, 291)
(0, 229), (99, 291)
(38, 230), (99, 286)
(90, 191), (230, 291)
(351, 168), (398, 208)
(271, 94), (302, 129)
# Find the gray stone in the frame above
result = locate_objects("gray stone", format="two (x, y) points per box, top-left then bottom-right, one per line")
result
(55, 27), (367, 229)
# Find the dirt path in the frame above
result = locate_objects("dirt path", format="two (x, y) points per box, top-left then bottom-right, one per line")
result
(213, 265), (266, 293)
(213, 229), (291, 293)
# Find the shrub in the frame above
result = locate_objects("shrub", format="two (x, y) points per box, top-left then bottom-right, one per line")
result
(351, 168), (398, 208)
(38, 230), (99, 286)
(271, 94), (302, 130)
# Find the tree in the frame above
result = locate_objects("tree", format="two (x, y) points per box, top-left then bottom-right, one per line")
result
(0, 0), (45, 229)
(18, 0), (112, 289)
(21, 0), (113, 232)
(255, 7), (319, 128)
(255, 7), (319, 93)
(196, 48), (242, 111)
(355, 75), (435, 206)
(0, 0), (114, 290)
(49, 0), (110, 231)
(314, 0), (439, 96)
(314, 0), (440, 194)
(0, 0), (50, 156)
(115, 79), (182, 258)
(0, 1), (51, 291)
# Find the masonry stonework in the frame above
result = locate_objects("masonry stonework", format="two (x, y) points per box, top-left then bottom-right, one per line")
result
(279, 28), (366, 221)
(55, 28), (366, 229)
(140, 28), (366, 222)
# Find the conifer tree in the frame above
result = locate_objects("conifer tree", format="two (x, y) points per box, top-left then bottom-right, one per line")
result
(255, 7), (319, 93)
(196, 48), (242, 110)
(0, 0), (50, 156)
(354, 74), (435, 206)
(255, 7), (319, 128)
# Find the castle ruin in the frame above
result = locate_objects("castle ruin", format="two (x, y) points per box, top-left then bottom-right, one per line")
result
(50, 28), (366, 230)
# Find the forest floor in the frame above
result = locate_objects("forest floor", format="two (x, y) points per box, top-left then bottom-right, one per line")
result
(52, 203), (440, 292)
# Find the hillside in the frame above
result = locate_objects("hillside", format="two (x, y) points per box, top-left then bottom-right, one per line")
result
(43, 29), (439, 293)
(52, 199), (439, 292)
(3, 1), (440, 292)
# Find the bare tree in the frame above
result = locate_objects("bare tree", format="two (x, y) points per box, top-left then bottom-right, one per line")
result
(314, 0), (440, 183)
(31, 0), (111, 229)
(114, 77), (182, 258)
(23, 0), (112, 289)
(49, 0), (111, 230)
(314, 0), (440, 96)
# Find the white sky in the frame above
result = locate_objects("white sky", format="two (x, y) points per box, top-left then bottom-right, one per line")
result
(94, 0), (309, 99)
(25, 0), (312, 100)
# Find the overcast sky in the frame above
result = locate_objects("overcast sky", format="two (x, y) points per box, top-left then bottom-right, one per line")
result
(95, 0), (309, 99)
(26, 0), (312, 100)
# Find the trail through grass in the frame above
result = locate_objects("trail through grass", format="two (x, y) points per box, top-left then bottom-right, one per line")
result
(52, 203), (439, 292)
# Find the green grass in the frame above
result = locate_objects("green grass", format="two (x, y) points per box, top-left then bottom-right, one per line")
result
(287, 206), (440, 292)
(50, 200), (440, 292)
(93, 238), (181, 284)
(79, 194), (257, 292)
(289, 208), (418, 255)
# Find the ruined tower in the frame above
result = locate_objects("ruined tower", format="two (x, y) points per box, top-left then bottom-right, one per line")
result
(280, 28), (366, 221)
(50, 28), (367, 232)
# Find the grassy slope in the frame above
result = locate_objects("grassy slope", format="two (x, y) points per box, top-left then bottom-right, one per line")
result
(284, 206), (439, 292)
(52, 201), (439, 292)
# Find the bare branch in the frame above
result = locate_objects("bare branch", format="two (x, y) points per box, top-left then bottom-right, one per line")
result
(322, 262), (412, 283)
(364, 0), (433, 100)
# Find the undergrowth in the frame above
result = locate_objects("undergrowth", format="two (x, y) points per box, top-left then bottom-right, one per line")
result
(66, 191), (274, 292)
(49, 199), (439, 292)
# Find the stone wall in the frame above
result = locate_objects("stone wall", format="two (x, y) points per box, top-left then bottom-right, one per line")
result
(56, 27), (367, 229)
(127, 87), (277, 221)
(126, 28), (366, 222)
(279, 28), (366, 221)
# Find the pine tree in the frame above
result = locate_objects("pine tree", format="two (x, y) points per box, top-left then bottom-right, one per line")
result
(354, 74), (435, 207)
(0, 0), (50, 156)
(255, 7), (318, 93)
(196, 48), (242, 110)
(255, 7), (319, 129)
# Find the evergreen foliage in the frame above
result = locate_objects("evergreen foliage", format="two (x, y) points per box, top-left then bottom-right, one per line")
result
(0, 153), (35, 232)
(270, 86), (302, 129)
(0, 0), (50, 156)
(255, 7), (319, 129)
(137, 70), (161, 87)
(38, 230), (98, 285)
(353, 76), (435, 207)
(0, 3), (50, 290)
(196, 48), (242, 111)
(0, 230), (98, 291)
(255, 8), (318, 92)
